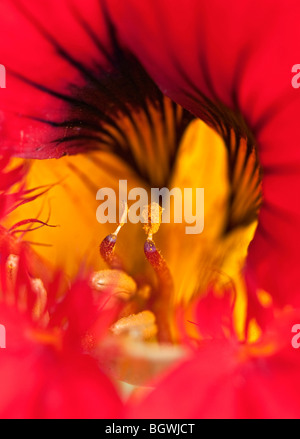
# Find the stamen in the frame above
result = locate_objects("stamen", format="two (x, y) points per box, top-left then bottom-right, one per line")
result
(99, 234), (118, 266)
(142, 203), (174, 343)
(5, 254), (19, 305)
(31, 278), (49, 324)
(5, 256), (49, 325)
(6, 254), (19, 283)
(99, 201), (127, 268)
(141, 202), (164, 241)
(91, 269), (137, 301)
(111, 310), (158, 341)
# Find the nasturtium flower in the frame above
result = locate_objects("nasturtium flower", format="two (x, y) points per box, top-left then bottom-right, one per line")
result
(0, 0), (299, 418)
(104, 0), (300, 312)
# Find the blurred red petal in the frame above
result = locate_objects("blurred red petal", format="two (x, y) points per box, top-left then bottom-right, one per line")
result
(0, 345), (124, 419)
(192, 287), (236, 340)
(0, 256), (123, 419)
(128, 339), (300, 419)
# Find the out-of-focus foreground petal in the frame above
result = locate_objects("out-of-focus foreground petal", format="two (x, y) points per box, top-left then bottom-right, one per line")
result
(0, 316), (124, 419)
(105, 0), (300, 308)
(127, 339), (300, 419)
(127, 296), (300, 419)
(0, 248), (124, 419)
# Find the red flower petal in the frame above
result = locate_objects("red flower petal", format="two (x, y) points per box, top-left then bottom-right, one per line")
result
(192, 287), (236, 340)
(127, 338), (300, 419)
(0, 339), (124, 419)
(0, 0), (112, 158)
(0, 253), (123, 419)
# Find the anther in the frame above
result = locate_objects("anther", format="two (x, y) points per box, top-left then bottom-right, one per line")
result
(91, 269), (137, 301)
(6, 254), (19, 283)
(99, 201), (127, 268)
(141, 202), (164, 241)
(142, 203), (174, 343)
(111, 310), (158, 341)
(31, 278), (49, 325)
